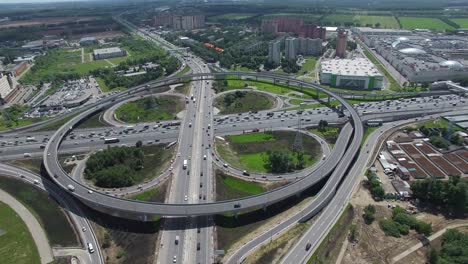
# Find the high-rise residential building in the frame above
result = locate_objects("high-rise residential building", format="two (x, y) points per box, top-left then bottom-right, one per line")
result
(298, 24), (327, 40)
(297, 38), (323, 56)
(261, 19), (279, 34)
(261, 17), (326, 41)
(268, 40), (281, 64)
(154, 14), (205, 30)
(285, 37), (299, 61)
(336, 29), (348, 58)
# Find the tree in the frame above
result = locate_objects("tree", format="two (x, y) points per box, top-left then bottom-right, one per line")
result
(375, 22), (381, 28)
(266, 150), (294, 173)
(136, 140), (143, 148)
(318, 120), (328, 132)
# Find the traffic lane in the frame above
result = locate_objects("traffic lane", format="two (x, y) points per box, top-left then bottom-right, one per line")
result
(0, 133), (179, 160)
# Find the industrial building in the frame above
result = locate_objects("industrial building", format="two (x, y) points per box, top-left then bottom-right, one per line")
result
(93, 47), (126, 60)
(320, 58), (383, 89)
(356, 28), (468, 83)
(268, 40), (281, 64)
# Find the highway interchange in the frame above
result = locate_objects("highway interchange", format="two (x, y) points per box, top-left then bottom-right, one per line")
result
(1, 17), (468, 264)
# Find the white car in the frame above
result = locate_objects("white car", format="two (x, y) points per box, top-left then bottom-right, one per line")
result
(88, 190), (93, 194)
(173, 255), (177, 263)
(184, 195), (188, 201)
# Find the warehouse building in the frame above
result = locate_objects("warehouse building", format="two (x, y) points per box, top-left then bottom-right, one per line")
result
(93, 47), (126, 60)
(80, 37), (98, 46)
(320, 58), (383, 89)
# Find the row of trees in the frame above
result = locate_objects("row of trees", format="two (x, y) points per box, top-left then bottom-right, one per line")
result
(366, 171), (385, 200)
(85, 146), (145, 188)
(411, 176), (467, 216)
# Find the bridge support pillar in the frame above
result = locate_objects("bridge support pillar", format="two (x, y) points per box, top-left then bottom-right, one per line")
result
(263, 205), (267, 212)
(299, 83), (303, 91)
(234, 212), (238, 219)
(316, 88), (319, 99)
(327, 95), (331, 105)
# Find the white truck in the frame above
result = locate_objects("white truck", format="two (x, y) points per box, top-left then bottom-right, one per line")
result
(183, 160), (188, 169)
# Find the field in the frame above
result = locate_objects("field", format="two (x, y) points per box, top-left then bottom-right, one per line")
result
(0, 176), (79, 247)
(262, 13), (321, 23)
(115, 95), (184, 123)
(214, 91), (274, 114)
(0, 202), (40, 264)
(216, 131), (321, 173)
(399, 17), (454, 30)
(209, 13), (258, 21)
(21, 36), (169, 85)
(321, 15), (399, 28)
(450, 18), (468, 28)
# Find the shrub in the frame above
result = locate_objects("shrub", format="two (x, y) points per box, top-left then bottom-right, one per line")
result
(379, 219), (401, 237)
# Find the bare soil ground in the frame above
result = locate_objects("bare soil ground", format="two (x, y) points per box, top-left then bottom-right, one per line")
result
(339, 178), (468, 264)
(71, 31), (126, 41)
(0, 16), (99, 29)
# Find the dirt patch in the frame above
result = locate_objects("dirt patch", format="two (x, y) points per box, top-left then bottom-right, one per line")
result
(86, 206), (160, 264)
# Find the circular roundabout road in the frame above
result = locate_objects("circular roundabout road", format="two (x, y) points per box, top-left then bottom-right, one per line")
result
(43, 72), (363, 220)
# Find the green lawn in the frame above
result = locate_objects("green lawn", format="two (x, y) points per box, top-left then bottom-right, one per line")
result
(215, 92), (274, 114)
(218, 131), (321, 173)
(0, 201), (40, 264)
(0, 117), (45, 131)
(289, 99), (306, 105)
(129, 181), (168, 202)
(115, 95), (184, 123)
(361, 47), (400, 91)
(0, 177), (78, 247)
(399, 17), (454, 30)
(322, 15), (399, 28)
(228, 132), (275, 143)
(297, 56), (318, 76)
(239, 153), (269, 172)
(215, 170), (266, 201)
(450, 18), (468, 28)
(175, 65), (190, 77)
(362, 126), (379, 146)
(225, 79), (327, 99)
